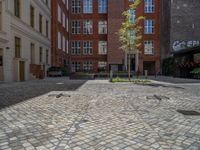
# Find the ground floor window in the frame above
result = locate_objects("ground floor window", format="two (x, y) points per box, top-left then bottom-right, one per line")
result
(194, 53), (200, 62)
(71, 62), (81, 72)
(143, 61), (156, 75)
(98, 61), (107, 72)
(83, 61), (93, 72)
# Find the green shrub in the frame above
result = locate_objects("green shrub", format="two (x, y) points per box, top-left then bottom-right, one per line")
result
(190, 68), (200, 75)
(61, 66), (70, 76)
(111, 77), (151, 84)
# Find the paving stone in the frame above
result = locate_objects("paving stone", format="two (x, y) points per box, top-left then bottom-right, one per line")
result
(0, 79), (200, 149)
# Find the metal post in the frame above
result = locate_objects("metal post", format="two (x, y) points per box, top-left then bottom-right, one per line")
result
(110, 70), (113, 82)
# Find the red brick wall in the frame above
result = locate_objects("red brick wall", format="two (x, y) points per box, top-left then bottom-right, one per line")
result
(69, 0), (107, 72)
(51, 0), (161, 74)
(107, 0), (125, 65)
(51, 0), (69, 67)
(107, 0), (161, 74)
(137, 0), (161, 74)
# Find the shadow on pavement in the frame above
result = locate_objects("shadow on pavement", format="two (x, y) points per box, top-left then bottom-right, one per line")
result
(143, 83), (185, 90)
(148, 76), (200, 84)
(0, 78), (87, 110)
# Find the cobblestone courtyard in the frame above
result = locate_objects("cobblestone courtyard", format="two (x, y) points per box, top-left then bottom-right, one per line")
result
(0, 78), (200, 150)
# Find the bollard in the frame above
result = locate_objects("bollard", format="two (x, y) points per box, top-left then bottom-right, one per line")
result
(145, 70), (148, 79)
(110, 70), (113, 82)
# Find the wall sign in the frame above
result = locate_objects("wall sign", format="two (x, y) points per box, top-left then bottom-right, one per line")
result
(172, 40), (200, 51)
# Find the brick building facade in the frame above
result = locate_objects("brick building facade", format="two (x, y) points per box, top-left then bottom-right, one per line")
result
(52, 0), (161, 75)
(69, 0), (107, 73)
(108, 0), (160, 75)
(51, 0), (69, 67)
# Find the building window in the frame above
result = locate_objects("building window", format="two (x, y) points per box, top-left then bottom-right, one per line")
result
(72, 0), (81, 14)
(71, 62), (81, 72)
(71, 41), (81, 55)
(144, 19), (154, 34)
(83, 20), (93, 34)
(66, 0), (69, 10)
(144, 41), (154, 55)
(98, 41), (107, 55)
(62, 12), (65, 28)
(66, 18), (69, 32)
(145, 0), (154, 13)
(83, 62), (92, 72)
(72, 20), (81, 34)
(58, 5), (61, 22)
(58, 32), (61, 49)
(30, 43), (35, 64)
(46, 20), (49, 38)
(0, 2), (2, 30)
(30, 5), (34, 28)
(83, 41), (92, 55)
(39, 14), (43, 34)
(128, 9), (135, 23)
(62, 35), (65, 51)
(45, 0), (49, 6)
(46, 49), (49, 64)
(84, 0), (92, 13)
(14, 0), (20, 18)
(39, 47), (43, 63)
(98, 0), (107, 13)
(15, 37), (21, 58)
(98, 61), (107, 72)
(98, 21), (107, 34)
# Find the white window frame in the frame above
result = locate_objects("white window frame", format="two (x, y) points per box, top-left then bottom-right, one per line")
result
(98, 0), (107, 13)
(144, 0), (155, 13)
(83, 20), (93, 34)
(83, 41), (93, 55)
(98, 21), (107, 34)
(71, 41), (81, 55)
(144, 19), (154, 34)
(83, 0), (93, 13)
(98, 41), (107, 55)
(144, 40), (154, 55)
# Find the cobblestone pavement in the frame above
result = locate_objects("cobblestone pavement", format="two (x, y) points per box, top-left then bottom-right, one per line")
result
(0, 79), (200, 150)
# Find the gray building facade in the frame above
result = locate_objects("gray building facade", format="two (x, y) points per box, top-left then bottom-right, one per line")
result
(161, 0), (200, 77)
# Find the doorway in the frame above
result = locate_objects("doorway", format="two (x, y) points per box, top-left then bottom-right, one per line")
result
(19, 61), (25, 81)
(131, 57), (135, 71)
(143, 61), (156, 75)
(0, 49), (3, 81)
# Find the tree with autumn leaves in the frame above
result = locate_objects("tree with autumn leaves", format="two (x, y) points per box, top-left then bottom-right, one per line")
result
(118, 0), (144, 80)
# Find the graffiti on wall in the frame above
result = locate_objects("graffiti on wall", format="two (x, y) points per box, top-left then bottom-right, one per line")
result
(172, 40), (200, 51)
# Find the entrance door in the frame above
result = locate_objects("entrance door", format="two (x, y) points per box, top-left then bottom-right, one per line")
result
(131, 57), (135, 71)
(19, 61), (25, 81)
(143, 61), (156, 75)
(0, 49), (3, 81)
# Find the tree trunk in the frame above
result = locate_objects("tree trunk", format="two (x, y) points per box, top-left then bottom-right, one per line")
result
(128, 52), (131, 81)
(135, 52), (139, 79)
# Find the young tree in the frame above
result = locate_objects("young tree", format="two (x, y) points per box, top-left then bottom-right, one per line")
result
(118, 0), (144, 81)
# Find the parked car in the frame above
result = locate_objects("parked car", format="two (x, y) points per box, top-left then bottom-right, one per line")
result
(47, 67), (62, 77)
